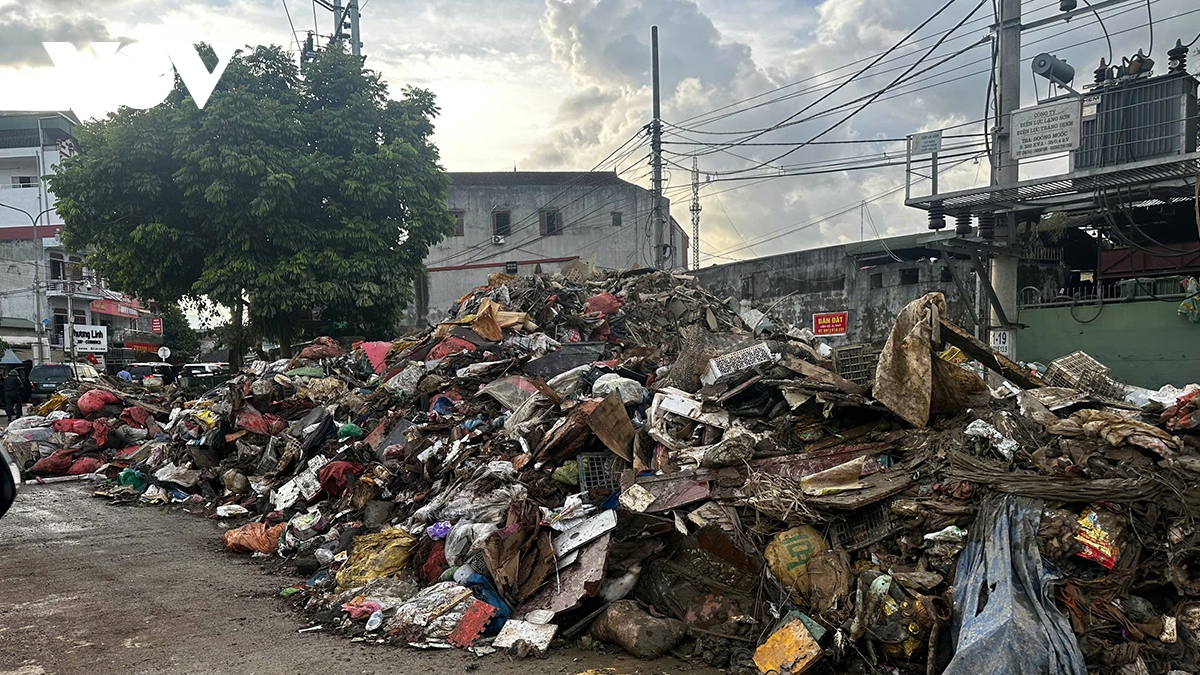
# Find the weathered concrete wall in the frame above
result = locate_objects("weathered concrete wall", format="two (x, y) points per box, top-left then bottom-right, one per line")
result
(405, 178), (683, 327)
(694, 246), (978, 347)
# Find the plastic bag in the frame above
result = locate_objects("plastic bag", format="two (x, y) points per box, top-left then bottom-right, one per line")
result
(444, 522), (498, 566)
(944, 496), (1085, 675)
(30, 448), (76, 477)
(223, 522), (287, 554)
(78, 389), (119, 416)
(335, 528), (416, 592)
(591, 373), (644, 405)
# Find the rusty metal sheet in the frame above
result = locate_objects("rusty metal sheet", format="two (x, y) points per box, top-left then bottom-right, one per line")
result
(552, 509), (616, 558)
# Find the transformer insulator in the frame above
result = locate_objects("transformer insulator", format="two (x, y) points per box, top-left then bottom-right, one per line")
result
(954, 213), (973, 236)
(978, 213), (996, 241)
(928, 202), (946, 231)
(1168, 40), (1188, 73)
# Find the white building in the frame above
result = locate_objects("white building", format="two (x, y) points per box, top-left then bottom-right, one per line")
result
(408, 171), (688, 326)
(0, 110), (160, 365)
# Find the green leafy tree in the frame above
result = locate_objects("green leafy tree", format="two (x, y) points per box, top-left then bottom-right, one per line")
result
(159, 304), (200, 362)
(50, 44), (453, 362)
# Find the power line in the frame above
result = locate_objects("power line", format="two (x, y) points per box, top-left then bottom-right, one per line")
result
(709, 0), (990, 178)
(668, 0), (1169, 143)
(669, 0), (1067, 132)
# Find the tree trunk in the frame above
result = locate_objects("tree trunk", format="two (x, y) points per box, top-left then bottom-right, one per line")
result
(230, 295), (244, 370)
(280, 320), (293, 359)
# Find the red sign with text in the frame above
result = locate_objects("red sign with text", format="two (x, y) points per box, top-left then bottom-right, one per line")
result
(813, 311), (848, 336)
(150, 318), (163, 334)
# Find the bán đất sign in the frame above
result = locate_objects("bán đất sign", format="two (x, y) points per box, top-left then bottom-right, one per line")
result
(812, 311), (848, 336)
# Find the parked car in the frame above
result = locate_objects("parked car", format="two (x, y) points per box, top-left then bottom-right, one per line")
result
(29, 363), (100, 401)
(128, 362), (176, 388)
(1, 440), (20, 518)
(179, 362), (233, 389)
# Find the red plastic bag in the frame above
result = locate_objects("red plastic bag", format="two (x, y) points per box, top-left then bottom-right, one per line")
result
(30, 448), (77, 477)
(235, 409), (288, 436)
(51, 419), (93, 435)
(299, 336), (345, 360)
(68, 457), (103, 475)
(584, 292), (622, 317)
(223, 522), (287, 554)
(420, 540), (448, 583)
(78, 389), (120, 416)
(318, 461), (365, 497)
(91, 418), (111, 447)
(120, 406), (152, 429)
(427, 336), (477, 361)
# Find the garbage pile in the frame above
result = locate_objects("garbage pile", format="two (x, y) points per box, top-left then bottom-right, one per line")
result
(8, 271), (1200, 675)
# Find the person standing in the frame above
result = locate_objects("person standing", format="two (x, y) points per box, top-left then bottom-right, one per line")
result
(3, 369), (23, 420)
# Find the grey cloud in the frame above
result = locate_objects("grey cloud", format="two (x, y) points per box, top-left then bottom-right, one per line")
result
(0, 6), (120, 67)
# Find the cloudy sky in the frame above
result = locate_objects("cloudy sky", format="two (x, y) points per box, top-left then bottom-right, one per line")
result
(1, 0), (1196, 266)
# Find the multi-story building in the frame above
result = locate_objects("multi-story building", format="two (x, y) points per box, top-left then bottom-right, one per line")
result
(0, 110), (161, 366)
(408, 171), (687, 326)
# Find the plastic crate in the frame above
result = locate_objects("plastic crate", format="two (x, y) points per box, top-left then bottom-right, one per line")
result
(1043, 351), (1110, 389)
(834, 344), (882, 388)
(829, 499), (900, 551)
(577, 452), (625, 492)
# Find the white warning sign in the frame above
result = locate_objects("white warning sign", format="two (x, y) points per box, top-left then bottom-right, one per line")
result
(1010, 99), (1082, 160)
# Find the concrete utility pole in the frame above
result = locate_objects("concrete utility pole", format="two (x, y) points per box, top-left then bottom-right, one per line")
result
(989, 0), (1022, 358)
(651, 26), (665, 269)
(348, 0), (361, 57)
(690, 156), (701, 270)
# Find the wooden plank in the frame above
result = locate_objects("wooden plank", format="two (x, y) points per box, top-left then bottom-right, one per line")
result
(585, 393), (634, 461)
(938, 317), (1043, 389)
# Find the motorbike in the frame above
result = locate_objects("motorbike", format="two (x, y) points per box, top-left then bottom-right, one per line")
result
(0, 442), (18, 518)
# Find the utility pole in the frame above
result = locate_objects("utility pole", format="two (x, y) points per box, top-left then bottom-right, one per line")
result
(989, 0), (1022, 360)
(650, 26), (665, 270)
(348, 0), (361, 57)
(690, 156), (701, 270)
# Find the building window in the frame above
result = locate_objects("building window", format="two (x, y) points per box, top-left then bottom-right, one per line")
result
(10, 176), (37, 189)
(68, 255), (83, 281)
(741, 275), (755, 300)
(540, 210), (562, 236)
(450, 210), (465, 237)
(49, 252), (64, 280)
(492, 211), (511, 237)
(899, 268), (919, 285)
(940, 266), (954, 283)
(870, 272), (883, 289)
(611, 212), (622, 228)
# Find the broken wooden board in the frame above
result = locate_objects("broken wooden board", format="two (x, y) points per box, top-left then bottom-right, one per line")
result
(586, 393), (634, 462)
(522, 533), (610, 615)
(779, 354), (864, 395)
(938, 317), (1043, 389)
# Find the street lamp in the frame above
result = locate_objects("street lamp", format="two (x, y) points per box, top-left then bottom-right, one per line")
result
(0, 202), (59, 364)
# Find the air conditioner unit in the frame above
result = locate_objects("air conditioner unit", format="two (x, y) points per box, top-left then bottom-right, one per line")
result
(492, 235), (505, 245)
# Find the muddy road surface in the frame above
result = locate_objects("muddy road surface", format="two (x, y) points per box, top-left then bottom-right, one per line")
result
(0, 484), (715, 675)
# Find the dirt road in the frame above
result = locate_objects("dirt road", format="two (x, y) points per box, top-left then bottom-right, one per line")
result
(0, 484), (712, 675)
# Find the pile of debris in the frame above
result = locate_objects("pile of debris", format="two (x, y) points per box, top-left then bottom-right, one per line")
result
(9, 269), (1200, 675)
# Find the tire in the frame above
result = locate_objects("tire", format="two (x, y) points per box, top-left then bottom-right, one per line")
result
(0, 462), (14, 519)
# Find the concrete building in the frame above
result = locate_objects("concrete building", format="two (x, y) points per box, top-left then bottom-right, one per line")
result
(0, 110), (161, 365)
(408, 171), (686, 326)
(693, 233), (990, 348)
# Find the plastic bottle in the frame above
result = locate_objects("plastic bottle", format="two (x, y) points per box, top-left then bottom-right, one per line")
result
(366, 610), (384, 631)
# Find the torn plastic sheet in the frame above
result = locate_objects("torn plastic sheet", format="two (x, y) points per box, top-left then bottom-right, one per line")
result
(943, 495), (1085, 675)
